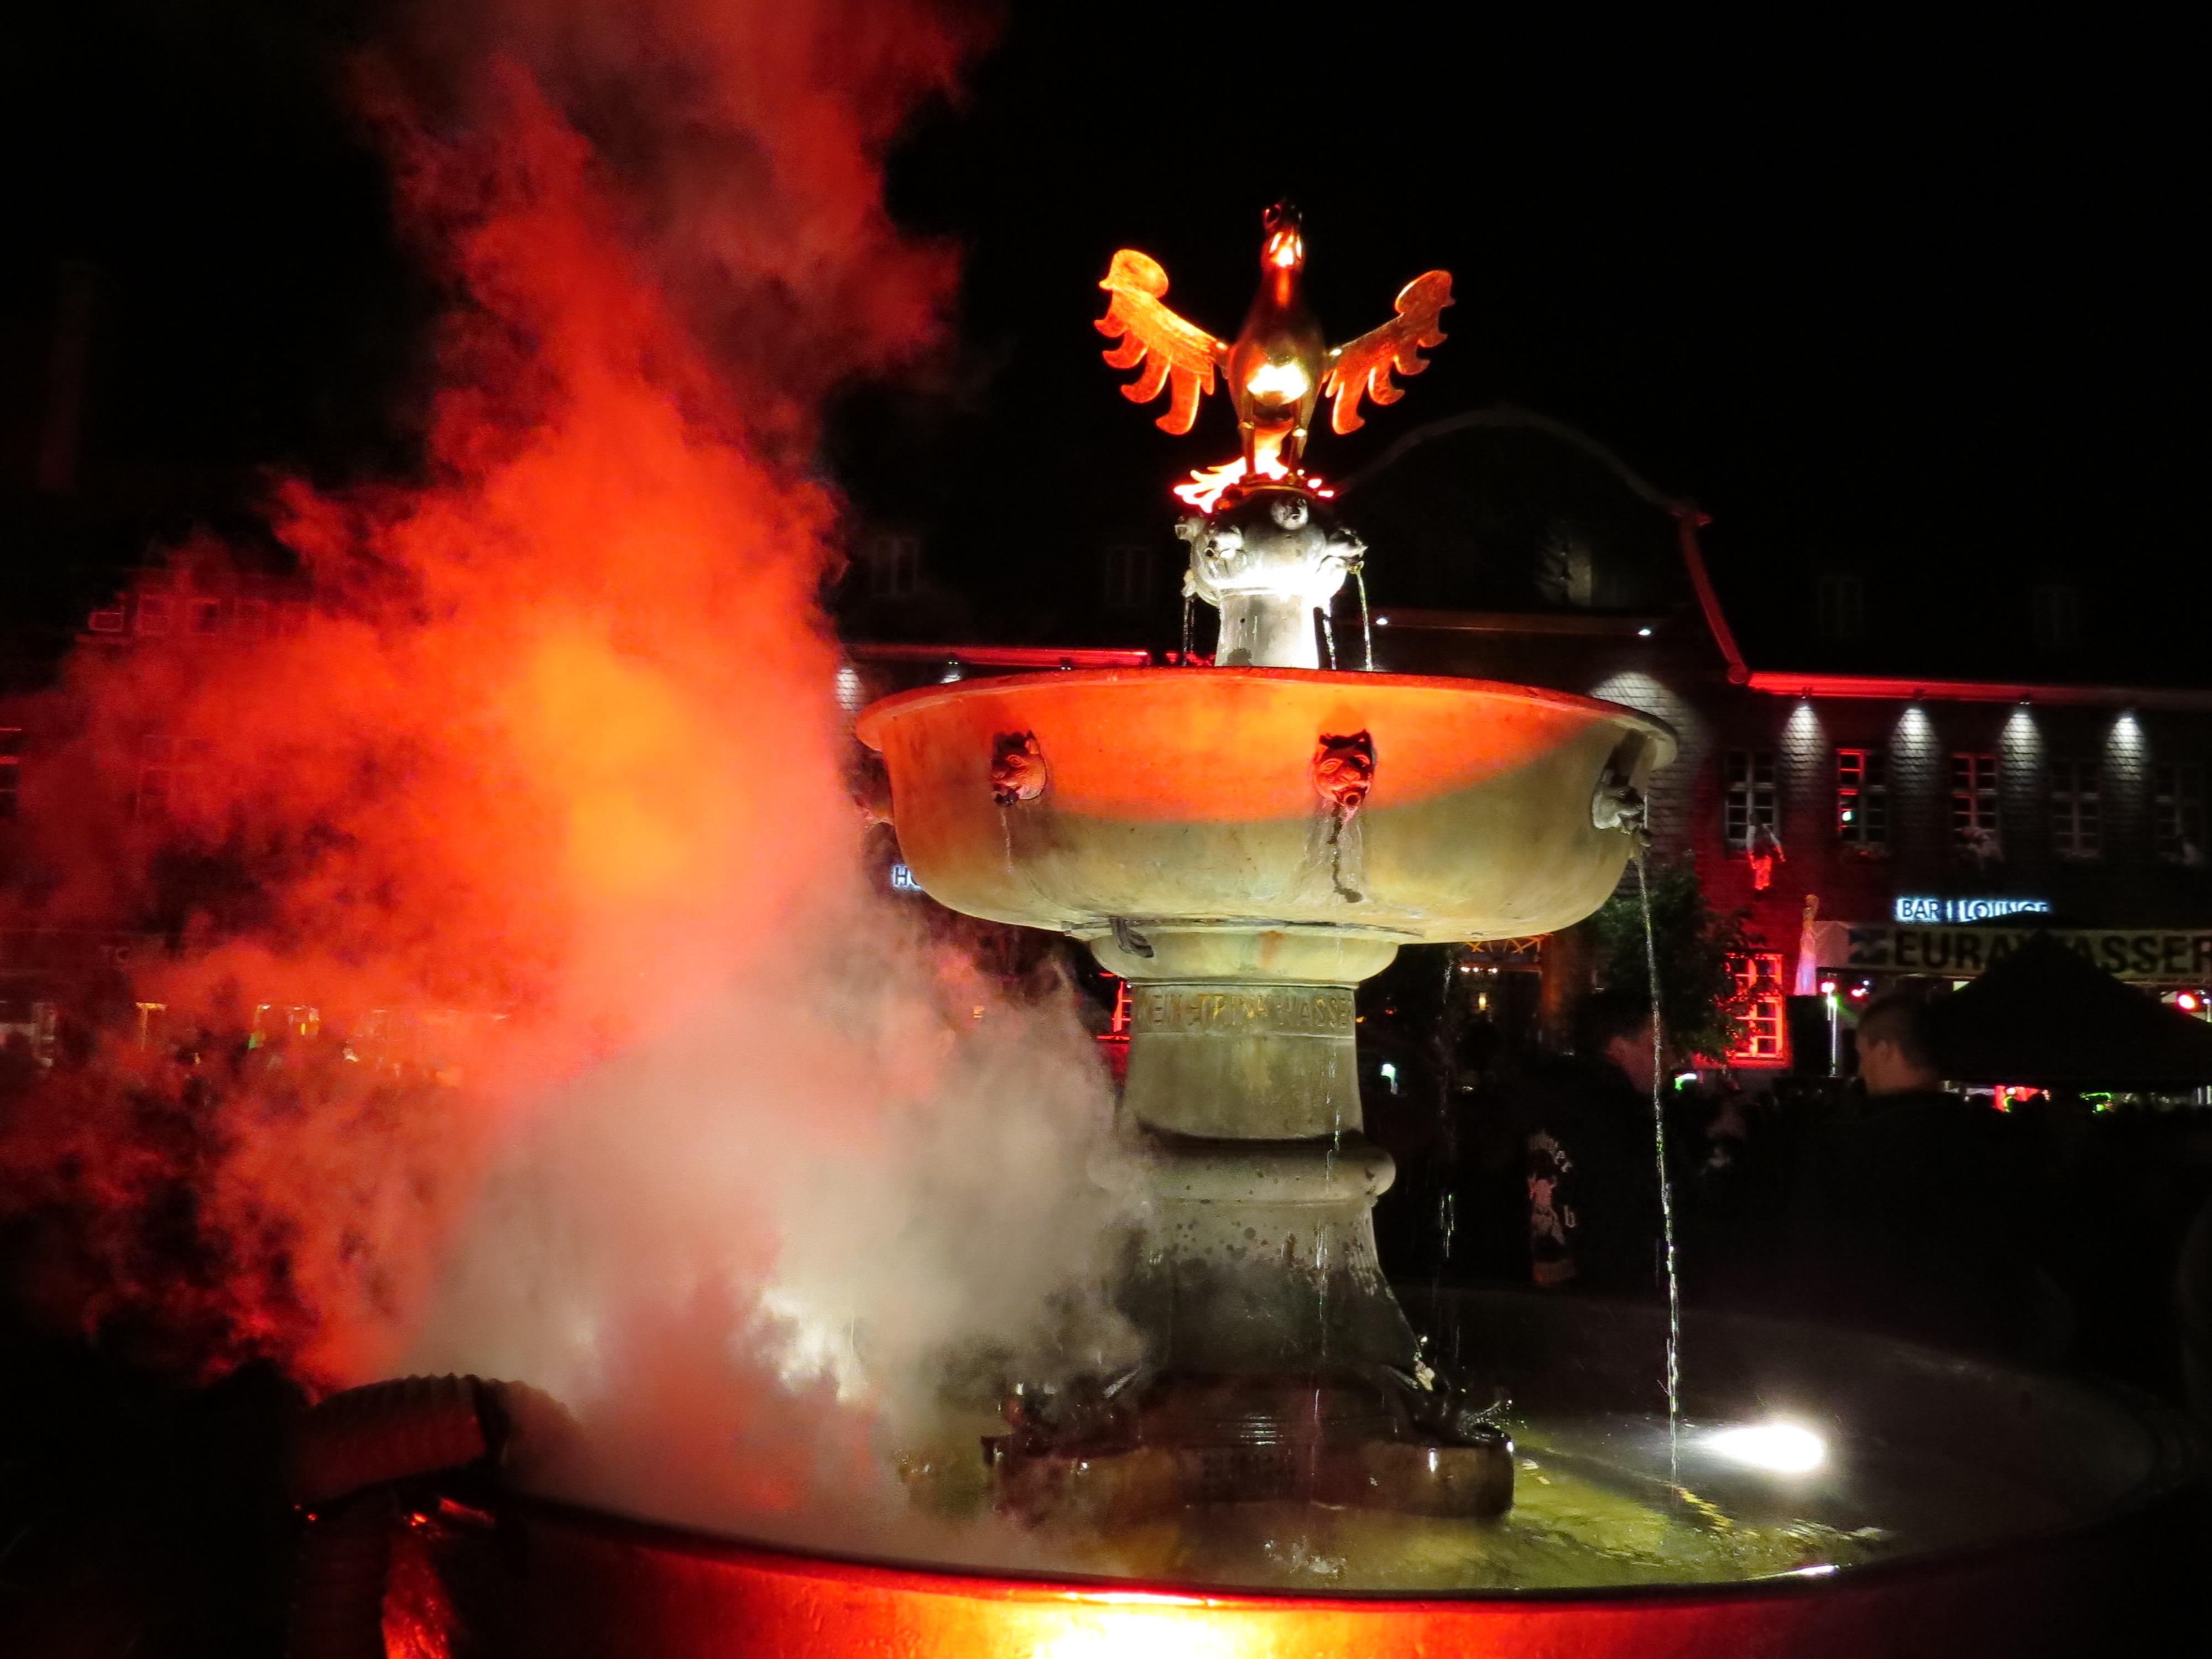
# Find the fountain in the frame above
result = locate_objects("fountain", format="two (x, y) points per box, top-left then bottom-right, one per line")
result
(852, 210), (1679, 1526)
(293, 207), (2200, 1658)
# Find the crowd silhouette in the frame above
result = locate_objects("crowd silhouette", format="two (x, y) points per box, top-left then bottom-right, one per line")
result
(1361, 974), (2212, 1430)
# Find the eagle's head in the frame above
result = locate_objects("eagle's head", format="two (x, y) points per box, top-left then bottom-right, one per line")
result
(1260, 201), (1305, 274)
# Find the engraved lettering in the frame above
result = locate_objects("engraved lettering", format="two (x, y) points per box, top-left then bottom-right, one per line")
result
(1130, 983), (1357, 1036)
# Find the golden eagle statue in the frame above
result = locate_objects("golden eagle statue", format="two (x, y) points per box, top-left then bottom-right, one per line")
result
(1096, 202), (1452, 508)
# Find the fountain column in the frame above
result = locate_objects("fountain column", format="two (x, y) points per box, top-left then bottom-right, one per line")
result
(1088, 923), (1417, 1377)
(1077, 488), (1420, 1384)
(1178, 487), (1359, 669)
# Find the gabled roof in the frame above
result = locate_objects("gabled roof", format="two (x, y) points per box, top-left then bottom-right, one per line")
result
(1699, 523), (2212, 702)
(1342, 407), (1705, 624)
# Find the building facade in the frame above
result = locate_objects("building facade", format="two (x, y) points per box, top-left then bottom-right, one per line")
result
(12, 410), (2210, 1078)
(1342, 415), (2212, 1071)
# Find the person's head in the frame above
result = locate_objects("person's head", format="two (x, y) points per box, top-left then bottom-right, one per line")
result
(1575, 987), (1657, 1093)
(1856, 992), (1942, 1095)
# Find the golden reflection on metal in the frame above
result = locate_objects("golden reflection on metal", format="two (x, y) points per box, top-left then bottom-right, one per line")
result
(1096, 202), (1452, 508)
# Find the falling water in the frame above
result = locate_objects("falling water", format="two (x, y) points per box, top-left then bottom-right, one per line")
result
(1321, 604), (1339, 670)
(1634, 853), (1683, 1484)
(1427, 946), (1466, 1373)
(1354, 566), (1375, 670)
(1311, 1094), (1345, 1499)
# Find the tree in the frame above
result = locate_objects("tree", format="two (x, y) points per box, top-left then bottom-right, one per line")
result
(1585, 860), (1751, 1062)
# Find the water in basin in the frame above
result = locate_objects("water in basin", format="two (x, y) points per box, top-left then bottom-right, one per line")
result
(889, 1401), (2073, 1593)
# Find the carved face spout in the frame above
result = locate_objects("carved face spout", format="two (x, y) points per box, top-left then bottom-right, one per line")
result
(1313, 731), (1377, 817)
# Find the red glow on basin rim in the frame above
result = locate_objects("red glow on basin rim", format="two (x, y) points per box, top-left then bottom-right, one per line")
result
(854, 666), (1673, 823)
(419, 1494), (2183, 1659)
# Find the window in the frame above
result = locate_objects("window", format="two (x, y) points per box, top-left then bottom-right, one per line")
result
(1950, 752), (2000, 849)
(254, 1003), (321, 1040)
(1723, 750), (1777, 852)
(2032, 584), (2080, 650)
(1104, 544), (1153, 608)
(136, 737), (177, 819)
(191, 597), (223, 635)
(2051, 758), (2101, 860)
(1725, 952), (1788, 1067)
(135, 595), (172, 636)
(864, 533), (922, 600)
(2156, 763), (2205, 867)
(1817, 573), (1865, 641)
(135, 735), (211, 821)
(0, 728), (19, 821)
(87, 606), (125, 633)
(1533, 531), (1594, 607)
(1835, 748), (1887, 849)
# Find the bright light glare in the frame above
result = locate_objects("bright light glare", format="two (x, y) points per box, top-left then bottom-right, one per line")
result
(1244, 360), (1311, 400)
(1034, 1616), (1244, 1659)
(1706, 1421), (1827, 1474)
(754, 1283), (867, 1402)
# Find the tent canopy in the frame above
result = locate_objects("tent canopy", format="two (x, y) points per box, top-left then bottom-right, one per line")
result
(1928, 930), (2212, 1088)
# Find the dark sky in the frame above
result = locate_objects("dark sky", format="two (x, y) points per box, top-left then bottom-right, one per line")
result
(879, 11), (2204, 606)
(3, 3), (2203, 637)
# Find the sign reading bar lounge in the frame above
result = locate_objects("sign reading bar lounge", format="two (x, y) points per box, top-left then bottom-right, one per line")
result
(1822, 923), (2212, 983)
(1892, 895), (2051, 923)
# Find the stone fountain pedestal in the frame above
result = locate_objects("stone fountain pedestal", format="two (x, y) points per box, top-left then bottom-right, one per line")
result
(1089, 926), (1413, 1378)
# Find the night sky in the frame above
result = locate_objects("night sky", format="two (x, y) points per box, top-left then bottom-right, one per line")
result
(3, 3), (2202, 646)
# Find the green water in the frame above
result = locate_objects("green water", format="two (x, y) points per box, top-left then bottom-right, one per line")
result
(1035, 1435), (1872, 1591)
(899, 1411), (2067, 1592)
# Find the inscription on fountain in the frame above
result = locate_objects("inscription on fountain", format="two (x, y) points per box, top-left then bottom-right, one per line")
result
(1134, 984), (1356, 1036)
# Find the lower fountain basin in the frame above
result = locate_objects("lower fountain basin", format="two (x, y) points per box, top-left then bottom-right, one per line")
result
(401, 1292), (2203, 1658)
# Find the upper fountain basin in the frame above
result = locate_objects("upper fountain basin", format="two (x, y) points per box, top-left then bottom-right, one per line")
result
(856, 668), (1674, 951)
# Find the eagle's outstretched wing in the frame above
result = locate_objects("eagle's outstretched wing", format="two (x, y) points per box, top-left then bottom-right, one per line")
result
(1321, 270), (1454, 435)
(1096, 250), (1224, 435)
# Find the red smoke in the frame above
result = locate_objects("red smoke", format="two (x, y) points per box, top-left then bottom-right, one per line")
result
(0, 1), (985, 1386)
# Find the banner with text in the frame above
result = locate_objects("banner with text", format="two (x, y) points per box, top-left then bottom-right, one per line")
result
(1811, 922), (2212, 983)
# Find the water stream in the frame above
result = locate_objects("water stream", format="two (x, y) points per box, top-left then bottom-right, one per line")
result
(1308, 1095), (1345, 1500)
(1634, 852), (1684, 1484)
(1427, 945), (1467, 1377)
